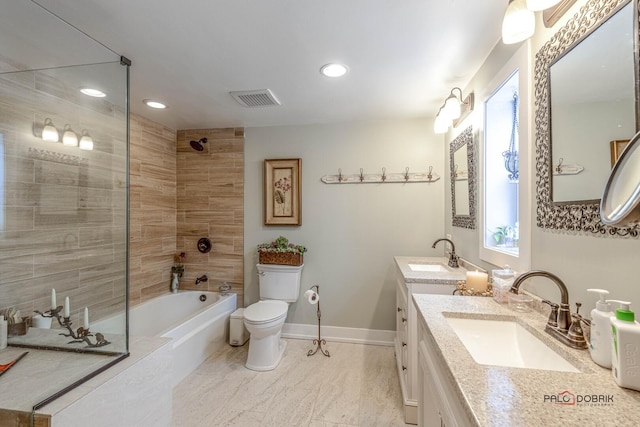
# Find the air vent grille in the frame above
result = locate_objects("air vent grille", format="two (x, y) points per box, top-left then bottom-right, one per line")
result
(230, 89), (281, 107)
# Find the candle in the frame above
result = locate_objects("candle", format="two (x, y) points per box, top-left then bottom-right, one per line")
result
(64, 297), (70, 317)
(466, 270), (489, 292)
(51, 288), (57, 310)
(84, 307), (89, 329)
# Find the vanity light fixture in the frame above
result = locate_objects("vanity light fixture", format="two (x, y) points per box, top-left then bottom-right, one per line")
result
(80, 88), (106, 98)
(502, 0), (535, 44)
(79, 130), (94, 151)
(433, 88), (475, 134)
(62, 124), (78, 146)
(320, 63), (349, 78)
(143, 99), (167, 109)
(41, 118), (59, 142)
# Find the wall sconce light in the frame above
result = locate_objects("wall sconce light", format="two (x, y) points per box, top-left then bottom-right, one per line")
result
(62, 124), (78, 146)
(433, 88), (474, 134)
(502, 0), (568, 44)
(79, 130), (94, 151)
(41, 118), (59, 142)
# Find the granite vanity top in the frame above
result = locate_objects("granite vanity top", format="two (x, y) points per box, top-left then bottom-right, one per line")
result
(413, 294), (640, 426)
(394, 256), (468, 284)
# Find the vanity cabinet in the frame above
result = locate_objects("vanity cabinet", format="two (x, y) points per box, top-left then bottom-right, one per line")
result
(394, 257), (461, 425)
(417, 313), (471, 427)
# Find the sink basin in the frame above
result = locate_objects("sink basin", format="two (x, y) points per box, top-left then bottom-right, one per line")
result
(445, 317), (580, 373)
(408, 263), (449, 272)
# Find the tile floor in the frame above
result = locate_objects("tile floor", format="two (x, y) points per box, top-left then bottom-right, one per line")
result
(172, 338), (412, 427)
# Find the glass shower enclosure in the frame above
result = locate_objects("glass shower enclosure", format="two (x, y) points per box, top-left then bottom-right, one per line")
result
(0, 1), (129, 424)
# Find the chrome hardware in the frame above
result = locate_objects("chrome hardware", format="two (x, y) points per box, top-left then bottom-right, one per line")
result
(381, 167), (386, 181)
(432, 238), (459, 268)
(219, 282), (231, 295)
(402, 342), (407, 347)
(397, 307), (402, 312)
(257, 271), (266, 276)
(511, 270), (588, 350)
(402, 365), (407, 371)
(404, 167), (410, 182)
(195, 275), (208, 285)
(402, 317), (407, 323)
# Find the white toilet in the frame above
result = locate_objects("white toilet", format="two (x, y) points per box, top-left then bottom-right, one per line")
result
(243, 263), (304, 371)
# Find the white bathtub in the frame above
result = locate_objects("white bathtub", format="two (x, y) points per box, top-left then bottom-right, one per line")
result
(95, 291), (237, 387)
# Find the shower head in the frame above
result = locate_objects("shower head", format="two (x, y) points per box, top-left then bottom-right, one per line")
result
(189, 137), (208, 151)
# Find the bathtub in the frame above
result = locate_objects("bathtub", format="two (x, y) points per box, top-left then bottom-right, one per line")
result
(94, 291), (237, 387)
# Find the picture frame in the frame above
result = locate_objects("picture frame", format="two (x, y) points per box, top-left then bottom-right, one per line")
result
(610, 139), (629, 167)
(264, 158), (302, 226)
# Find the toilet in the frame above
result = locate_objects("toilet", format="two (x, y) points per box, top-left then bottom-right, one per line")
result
(243, 263), (304, 371)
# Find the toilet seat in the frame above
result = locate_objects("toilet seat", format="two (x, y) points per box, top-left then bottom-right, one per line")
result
(244, 300), (288, 325)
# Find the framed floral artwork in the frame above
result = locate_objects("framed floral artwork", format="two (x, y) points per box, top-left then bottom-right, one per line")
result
(264, 158), (301, 226)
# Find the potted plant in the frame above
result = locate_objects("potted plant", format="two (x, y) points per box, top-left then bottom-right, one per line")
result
(257, 236), (307, 266)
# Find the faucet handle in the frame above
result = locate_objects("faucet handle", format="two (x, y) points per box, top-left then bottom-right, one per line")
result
(542, 300), (559, 328)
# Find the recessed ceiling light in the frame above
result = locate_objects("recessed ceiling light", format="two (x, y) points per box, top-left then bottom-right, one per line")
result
(320, 63), (349, 78)
(143, 99), (167, 109)
(80, 88), (106, 97)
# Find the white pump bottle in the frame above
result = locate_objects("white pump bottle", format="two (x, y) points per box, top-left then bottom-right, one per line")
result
(587, 289), (613, 368)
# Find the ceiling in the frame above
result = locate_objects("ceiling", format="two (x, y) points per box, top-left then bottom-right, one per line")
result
(3, 0), (506, 130)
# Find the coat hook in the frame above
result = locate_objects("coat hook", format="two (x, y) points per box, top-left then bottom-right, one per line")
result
(359, 168), (365, 182)
(427, 165), (433, 181)
(381, 167), (386, 181)
(338, 168), (343, 182)
(556, 157), (564, 174)
(404, 167), (410, 181)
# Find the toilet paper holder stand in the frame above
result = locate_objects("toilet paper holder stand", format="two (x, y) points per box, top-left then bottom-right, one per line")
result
(306, 285), (330, 358)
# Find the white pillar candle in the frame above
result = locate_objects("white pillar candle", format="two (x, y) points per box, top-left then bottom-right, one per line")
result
(51, 288), (57, 310)
(64, 297), (70, 318)
(84, 307), (89, 329)
(466, 270), (489, 292)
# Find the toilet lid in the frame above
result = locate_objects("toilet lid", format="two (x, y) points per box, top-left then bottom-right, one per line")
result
(244, 300), (288, 324)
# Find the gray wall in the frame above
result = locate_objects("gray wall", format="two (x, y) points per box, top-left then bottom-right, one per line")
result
(244, 119), (445, 331)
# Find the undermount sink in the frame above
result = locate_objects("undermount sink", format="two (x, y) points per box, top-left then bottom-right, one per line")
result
(408, 263), (449, 272)
(445, 316), (580, 373)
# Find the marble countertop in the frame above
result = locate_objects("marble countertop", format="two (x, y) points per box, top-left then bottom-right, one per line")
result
(413, 294), (640, 426)
(394, 256), (468, 284)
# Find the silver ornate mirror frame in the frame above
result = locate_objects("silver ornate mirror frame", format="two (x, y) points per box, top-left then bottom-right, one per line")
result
(451, 126), (476, 229)
(535, 0), (639, 236)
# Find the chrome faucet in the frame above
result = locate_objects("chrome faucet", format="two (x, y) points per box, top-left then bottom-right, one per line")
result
(195, 275), (208, 285)
(510, 270), (588, 349)
(431, 238), (459, 268)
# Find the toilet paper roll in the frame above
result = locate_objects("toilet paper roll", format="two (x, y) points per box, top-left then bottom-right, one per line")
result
(304, 289), (319, 305)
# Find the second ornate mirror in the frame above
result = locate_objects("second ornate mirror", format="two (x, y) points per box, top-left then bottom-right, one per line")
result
(451, 126), (476, 229)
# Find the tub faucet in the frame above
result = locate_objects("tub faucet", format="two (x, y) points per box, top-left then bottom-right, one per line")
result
(510, 270), (587, 349)
(431, 238), (459, 268)
(195, 275), (208, 285)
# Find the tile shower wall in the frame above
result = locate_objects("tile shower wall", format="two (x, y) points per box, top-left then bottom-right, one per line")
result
(176, 128), (244, 304)
(129, 114), (177, 305)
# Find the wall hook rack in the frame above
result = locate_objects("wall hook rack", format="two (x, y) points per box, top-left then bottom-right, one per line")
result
(321, 166), (440, 184)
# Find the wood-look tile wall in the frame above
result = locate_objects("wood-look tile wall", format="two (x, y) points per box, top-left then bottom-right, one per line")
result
(128, 114), (178, 305)
(175, 129), (245, 305)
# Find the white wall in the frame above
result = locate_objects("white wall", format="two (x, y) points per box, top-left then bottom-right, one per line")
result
(446, 0), (640, 312)
(244, 119), (445, 331)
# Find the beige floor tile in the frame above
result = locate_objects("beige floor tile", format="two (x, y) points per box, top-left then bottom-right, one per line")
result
(172, 338), (408, 427)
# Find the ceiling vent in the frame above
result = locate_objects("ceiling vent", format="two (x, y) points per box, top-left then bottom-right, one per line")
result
(230, 89), (281, 107)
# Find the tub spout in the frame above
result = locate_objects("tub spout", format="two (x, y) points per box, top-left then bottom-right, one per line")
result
(195, 275), (208, 285)
(171, 273), (179, 293)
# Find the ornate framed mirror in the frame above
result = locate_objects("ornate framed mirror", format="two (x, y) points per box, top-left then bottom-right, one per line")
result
(451, 126), (476, 229)
(535, 0), (639, 236)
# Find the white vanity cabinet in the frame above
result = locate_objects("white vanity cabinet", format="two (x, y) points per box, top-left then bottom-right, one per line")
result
(394, 257), (463, 425)
(417, 310), (471, 427)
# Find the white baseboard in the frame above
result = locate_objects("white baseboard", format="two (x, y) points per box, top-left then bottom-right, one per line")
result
(281, 323), (395, 346)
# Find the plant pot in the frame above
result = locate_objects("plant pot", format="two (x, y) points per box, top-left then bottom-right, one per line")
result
(259, 252), (303, 266)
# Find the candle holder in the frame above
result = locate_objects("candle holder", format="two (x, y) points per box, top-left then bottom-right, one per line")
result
(33, 306), (110, 348)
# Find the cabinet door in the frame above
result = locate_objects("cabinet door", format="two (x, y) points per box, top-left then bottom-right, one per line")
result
(418, 340), (442, 426)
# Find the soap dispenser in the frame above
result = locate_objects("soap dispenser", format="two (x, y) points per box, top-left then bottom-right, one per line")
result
(608, 300), (640, 391)
(587, 289), (613, 368)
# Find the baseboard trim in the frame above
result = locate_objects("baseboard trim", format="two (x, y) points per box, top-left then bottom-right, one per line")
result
(281, 323), (394, 346)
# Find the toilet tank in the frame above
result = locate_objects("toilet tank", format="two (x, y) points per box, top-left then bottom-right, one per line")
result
(257, 263), (304, 302)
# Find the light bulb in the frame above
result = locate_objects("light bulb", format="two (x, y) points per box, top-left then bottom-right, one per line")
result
(434, 110), (451, 134)
(41, 118), (59, 142)
(320, 63), (349, 77)
(502, 0), (535, 44)
(79, 130), (94, 150)
(443, 93), (462, 121)
(62, 125), (78, 146)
